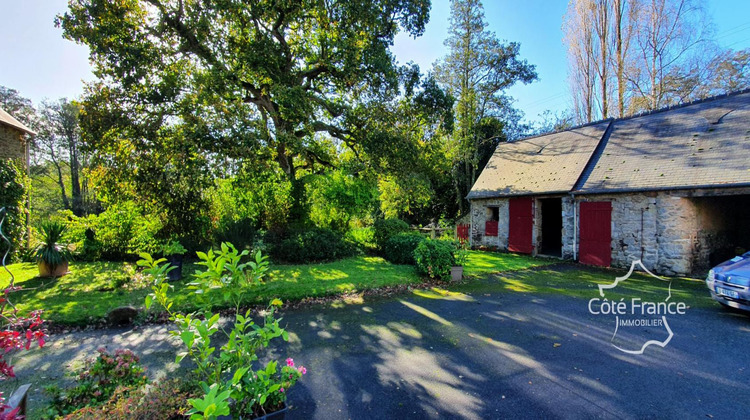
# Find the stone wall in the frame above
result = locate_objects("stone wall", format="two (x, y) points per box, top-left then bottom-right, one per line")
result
(560, 196), (576, 259)
(469, 191), (727, 275)
(577, 192), (700, 276)
(0, 125), (26, 163)
(469, 197), (509, 249)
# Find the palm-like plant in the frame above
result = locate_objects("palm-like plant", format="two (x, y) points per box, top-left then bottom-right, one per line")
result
(34, 221), (71, 269)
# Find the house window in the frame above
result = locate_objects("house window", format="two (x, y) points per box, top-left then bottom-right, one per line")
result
(485, 207), (499, 236)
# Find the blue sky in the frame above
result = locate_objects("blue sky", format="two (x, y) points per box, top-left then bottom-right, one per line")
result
(2, 0), (750, 123)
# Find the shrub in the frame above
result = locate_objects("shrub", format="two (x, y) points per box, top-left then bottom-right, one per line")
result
(0, 159), (29, 262)
(414, 239), (456, 280)
(63, 202), (161, 261)
(345, 226), (376, 251)
(266, 228), (356, 263)
(373, 218), (409, 251)
(61, 379), (196, 420)
(213, 217), (257, 251)
(45, 348), (149, 418)
(383, 233), (425, 265)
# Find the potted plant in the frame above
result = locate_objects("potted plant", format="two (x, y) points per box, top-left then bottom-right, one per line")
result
(451, 239), (469, 282)
(34, 221), (71, 278)
(161, 240), (187, 281)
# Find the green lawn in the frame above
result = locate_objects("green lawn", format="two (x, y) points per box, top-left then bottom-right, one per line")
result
(457, 263), (713, 308)
(0, 251), (550, 326)
(2, 251), (710, 327)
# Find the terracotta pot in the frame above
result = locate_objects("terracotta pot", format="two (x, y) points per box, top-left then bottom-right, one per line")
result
(451, 266), (464, 282)
(38, 261), (69, 278)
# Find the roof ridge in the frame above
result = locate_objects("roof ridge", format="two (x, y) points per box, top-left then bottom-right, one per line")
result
(518, 88), (750, 142)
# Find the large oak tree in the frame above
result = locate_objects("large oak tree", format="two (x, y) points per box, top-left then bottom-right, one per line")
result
(58, 0), (430, 231)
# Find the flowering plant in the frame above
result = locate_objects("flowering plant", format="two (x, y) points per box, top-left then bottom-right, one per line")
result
(1, 206), (47, 419)
(44, 348), (148, 418)
(140, 243), (307, 419)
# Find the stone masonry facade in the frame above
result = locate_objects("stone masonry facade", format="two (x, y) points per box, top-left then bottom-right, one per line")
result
(470, 191), (735, 276)
(0, 124), (27, 163)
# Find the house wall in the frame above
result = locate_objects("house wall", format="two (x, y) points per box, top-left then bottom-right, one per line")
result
(0, 125), (26, 163)
(470, 198), (509, 249)
(470, 191), (708, 275)
(577, 192), (701, 276)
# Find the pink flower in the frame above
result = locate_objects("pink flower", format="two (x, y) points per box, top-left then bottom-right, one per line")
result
(280, 387), (285, 393)
(299, 366), (307, 375)
(286, 358), (294, 367)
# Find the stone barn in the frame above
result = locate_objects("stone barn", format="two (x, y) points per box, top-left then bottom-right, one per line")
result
(0, 106), (34, 166)
(468, 91), (750, 276)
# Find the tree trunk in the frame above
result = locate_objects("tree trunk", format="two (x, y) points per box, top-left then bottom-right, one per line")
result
(615, 0), (625, 117)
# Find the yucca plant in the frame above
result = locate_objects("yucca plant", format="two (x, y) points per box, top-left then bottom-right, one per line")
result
(34, 221), (71, 270)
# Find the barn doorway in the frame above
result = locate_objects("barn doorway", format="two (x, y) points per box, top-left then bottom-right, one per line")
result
(508, 197), (534, 254)
(691, 194), (750, 273)
(539, 198), (563, 257)
(579, 201), (612, 267)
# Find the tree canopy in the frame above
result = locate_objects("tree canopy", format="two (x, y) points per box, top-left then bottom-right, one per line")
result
(58, 0), (432, 228)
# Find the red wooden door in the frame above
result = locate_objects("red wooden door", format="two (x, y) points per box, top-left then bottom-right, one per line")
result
(579, 201), (612, 267)
(457, 224), (469, 241)
(508, 197), (534, 254)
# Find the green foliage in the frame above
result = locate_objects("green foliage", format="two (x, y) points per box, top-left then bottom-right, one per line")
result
(414, 239), (456, 280)
(161, 240), (186, 256)
(60, 379), (196, 420)
(213, 217), (257, 252)
(345, 227), (376, 251)
(140, 245), (305, 418)
(191, 243), (269, 312)
(267, 228), (356, 264)
(186, 383), (231, 420)
(34, 221), (71, 268)
(454, 239), (470, 267)
(373, 218), (410, 251)
(44, 349), (148, 418)
(0, 159), (29, 262)
(58, 0), (430, 225)
(383, 233), (426, 265)
(308, 171), (377, 231)
(64, 202), (161, 261)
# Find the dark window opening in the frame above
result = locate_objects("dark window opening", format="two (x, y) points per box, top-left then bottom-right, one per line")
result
(692, 194), (750, 274)
(540, 198), (563, 257)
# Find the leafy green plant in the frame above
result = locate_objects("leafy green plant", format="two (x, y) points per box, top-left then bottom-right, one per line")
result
(383, 233), (425, 265)
(161, 240), (187, 256)
(267, 228), (356, 263)
(414, 239), (456, 280)
(139, 243), (306, 418)
(34, 221), (71, 269)
(373, 218), (410, 251)
(0, 159), (28, 263)
(454, 239), (469, 266)
(186, 383), (231, 420)
(44, 348), (148, 418)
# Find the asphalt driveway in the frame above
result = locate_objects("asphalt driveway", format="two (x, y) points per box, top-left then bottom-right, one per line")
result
(8, 268), (750, 419)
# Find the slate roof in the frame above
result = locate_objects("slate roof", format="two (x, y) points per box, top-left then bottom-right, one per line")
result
(0, 106), (35, 135)
(577, 92), (750, 193)
(466, 121), (610, 199)
(468, 90), (750, 200)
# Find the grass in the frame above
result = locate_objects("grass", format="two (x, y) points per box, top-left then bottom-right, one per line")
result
(0, 251), (710, 326)
(457, 263), (713, 308)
